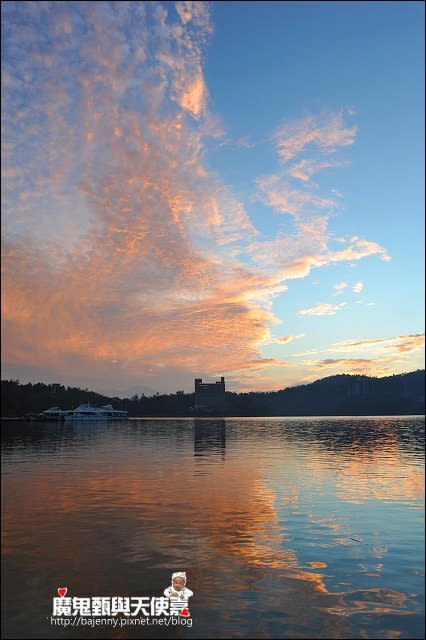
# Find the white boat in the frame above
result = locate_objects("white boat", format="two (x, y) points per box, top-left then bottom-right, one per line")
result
(63, 403), (128, 421)
(38, 406), (74, 420)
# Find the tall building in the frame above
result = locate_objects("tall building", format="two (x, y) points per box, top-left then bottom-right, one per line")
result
(194, 377), (226, 413)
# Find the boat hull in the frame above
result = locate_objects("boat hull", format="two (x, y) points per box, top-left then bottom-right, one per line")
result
(63, 415), (128, 421)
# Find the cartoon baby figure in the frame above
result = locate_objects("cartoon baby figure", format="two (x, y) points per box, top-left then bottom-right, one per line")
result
(164, 571), (193, 614)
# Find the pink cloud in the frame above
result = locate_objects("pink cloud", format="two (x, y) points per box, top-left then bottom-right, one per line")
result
(268, 333), (305, 345)
(1, 3), (395, 394)
(179, 72), (206, 118)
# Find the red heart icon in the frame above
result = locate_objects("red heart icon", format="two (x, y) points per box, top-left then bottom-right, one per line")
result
(58, 588), (67, 598)
(180, 608), (189, 617)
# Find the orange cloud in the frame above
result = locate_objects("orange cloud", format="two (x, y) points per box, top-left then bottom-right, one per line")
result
(292, 333), (425, 382)
(179, 73), (206, 118)
(329, 333), (425, 355)
(1, 3), (395, 394)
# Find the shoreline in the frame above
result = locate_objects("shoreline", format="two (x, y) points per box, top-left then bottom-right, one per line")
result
(2, 414), (425, 420)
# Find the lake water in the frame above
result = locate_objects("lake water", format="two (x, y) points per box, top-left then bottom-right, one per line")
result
(1, 416), (424, 639)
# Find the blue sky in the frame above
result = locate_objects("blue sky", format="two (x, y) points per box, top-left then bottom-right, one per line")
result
(206, 0), (425, 386)
(2, 1), (424, 395)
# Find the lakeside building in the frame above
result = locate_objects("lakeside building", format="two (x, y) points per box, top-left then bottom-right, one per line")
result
(194, 377), (226, 413)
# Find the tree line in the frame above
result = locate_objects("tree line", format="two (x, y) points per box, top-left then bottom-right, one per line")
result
(1, 370), (424, 418)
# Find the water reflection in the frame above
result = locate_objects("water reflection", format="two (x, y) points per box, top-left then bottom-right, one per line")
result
(1, 417), (424, 639)
(194, 419), (226, 462)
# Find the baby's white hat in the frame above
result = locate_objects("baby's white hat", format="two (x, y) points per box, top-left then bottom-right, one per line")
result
(172, 572), (186, 583)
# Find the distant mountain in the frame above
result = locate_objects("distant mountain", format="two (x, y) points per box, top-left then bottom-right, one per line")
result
(246, 370), (425, 416)
(1, 370), (424, 418)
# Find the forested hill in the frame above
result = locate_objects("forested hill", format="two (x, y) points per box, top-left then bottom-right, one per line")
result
(1, 370), (424, 417)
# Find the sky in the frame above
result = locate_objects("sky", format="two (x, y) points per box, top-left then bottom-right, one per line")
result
(1, 0), (424, 396)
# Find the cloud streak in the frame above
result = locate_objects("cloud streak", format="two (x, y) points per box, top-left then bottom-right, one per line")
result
(332, 333), (425, 354)
(288, 159), (345, 183)
(294, 333), (425, 361)
(272, 109), (357, 163)
(256, 176), (337, 218)
(333, 281), (348, 295)
(268, 333), (305, 345)
(298, 302), (347, 316)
